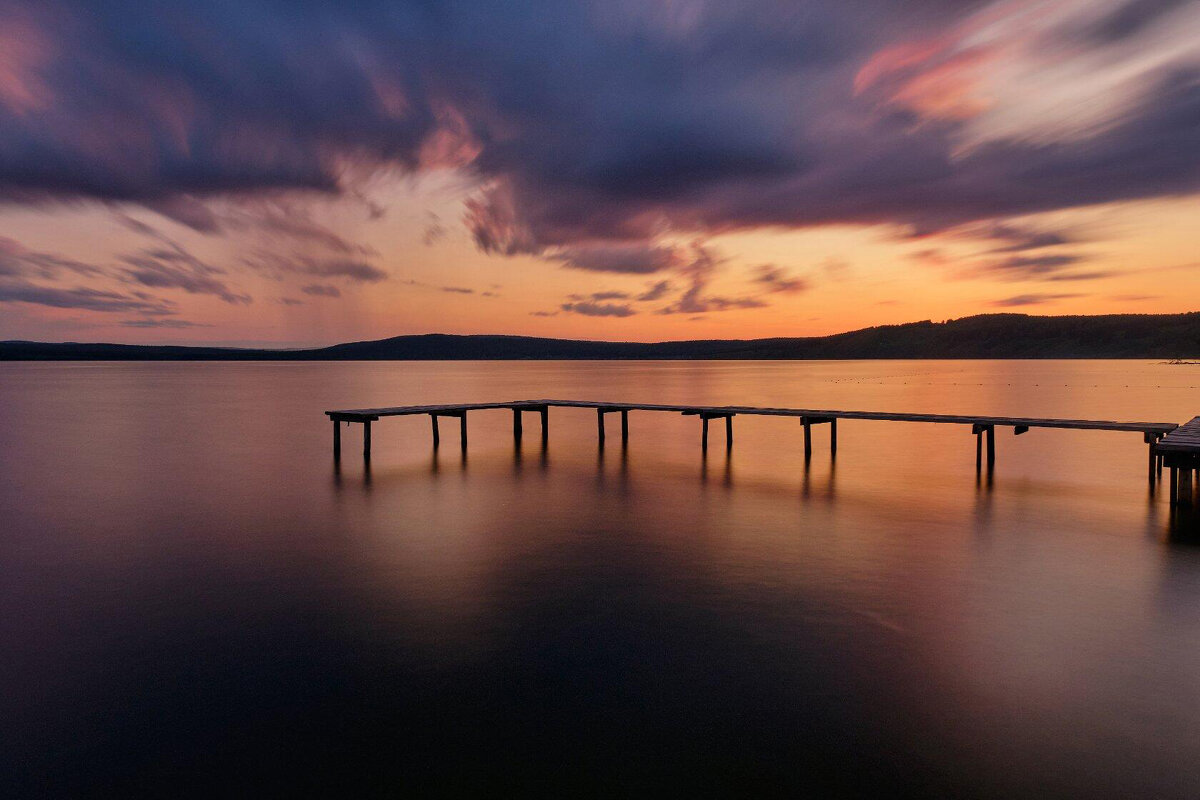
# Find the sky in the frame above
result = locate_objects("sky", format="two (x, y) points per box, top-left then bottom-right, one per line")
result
(0, 0), (1198, 346)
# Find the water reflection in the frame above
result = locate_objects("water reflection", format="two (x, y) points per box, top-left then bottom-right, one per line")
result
(3, 360), (1200, 797)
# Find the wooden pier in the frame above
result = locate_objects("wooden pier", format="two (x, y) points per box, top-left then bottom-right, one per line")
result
(1158, 416), (1200, 507)
(326, 399), (1194, 502)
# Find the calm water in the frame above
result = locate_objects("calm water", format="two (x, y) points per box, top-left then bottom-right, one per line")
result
(3, 360), (1200, 797)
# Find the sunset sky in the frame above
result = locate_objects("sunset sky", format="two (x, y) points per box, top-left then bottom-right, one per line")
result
(1, 0), (1198, 346)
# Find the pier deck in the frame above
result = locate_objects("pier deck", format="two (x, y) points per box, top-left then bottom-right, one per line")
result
(1158, 416), (1200, 506)
(325, 399), (1191, 500)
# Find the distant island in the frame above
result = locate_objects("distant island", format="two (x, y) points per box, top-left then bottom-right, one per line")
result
(3, 312), (1200, 360)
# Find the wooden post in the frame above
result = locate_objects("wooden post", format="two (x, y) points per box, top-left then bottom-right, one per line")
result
(702, 417), (709, 452)
(460, 412), (468, 452)
(512, 408), (522, 441)
(1170, 467), (1178, 504)
(976, 431), (982, 473)
(986, 425), (995, 471)
(540, 407), (549, 444)
(621, 410), (629, 445)
(333, 420), (341, 459)
(803, 418), (812, 460)
(597, 408), (606, 445)
(830, 418), (837, 457)
(363, 421), (371, 460)
(430, 414), (440, 448)
(1148, 443), (1156, 484)
(1182, 469), (1194, 507)
(726, 415), (733, 449)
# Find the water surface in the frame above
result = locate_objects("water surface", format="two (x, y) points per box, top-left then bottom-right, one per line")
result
(3, 360), (1200, 796)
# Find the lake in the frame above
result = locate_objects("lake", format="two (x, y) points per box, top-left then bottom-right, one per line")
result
(3, 360), (1200, 797)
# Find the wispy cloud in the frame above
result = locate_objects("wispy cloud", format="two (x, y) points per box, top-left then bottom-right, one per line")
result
(753, 265), (809, 294)
(991, 293), (1083, 307)
(300, 284), (340, 298)
(120, 241), (251, 305)
(560, 301), (637, 317)
(120, 318), (211, 328)
(244, 253), (388, 283)
(0, 282), (177, 314)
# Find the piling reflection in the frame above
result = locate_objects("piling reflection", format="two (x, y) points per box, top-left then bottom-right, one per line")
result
(5, 360), (1200, 797)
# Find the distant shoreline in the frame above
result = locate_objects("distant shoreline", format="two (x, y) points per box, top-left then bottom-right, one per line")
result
(3, 311), (1199, 361)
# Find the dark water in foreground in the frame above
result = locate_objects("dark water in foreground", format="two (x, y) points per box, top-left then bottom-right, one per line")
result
(3, 360), (1200, 797)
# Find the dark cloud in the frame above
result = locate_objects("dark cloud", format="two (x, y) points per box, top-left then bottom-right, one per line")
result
(219, 202), (378, 255)
(120, 318), (211, 328)
(568, 290), (631, 302)
(244, 253), (388, 283)
(0, 0), (1195, 264)
(978, 254), (1086, 280)
(300, 284), (340, 298)
(549, 243), (684, 274)
(0, 281), (177, 314)
(1080, 0), (1189, 43)
(0, 236), (104, 279)
(560, 300), (637, 318)
(636, 280), (673, 301)
(975, 222), (1073, 253)
(991, 293), (1083, 307)
(753, 265), (809, 294)
(656, 244), (769, 314)
(120, 241), (252, 304)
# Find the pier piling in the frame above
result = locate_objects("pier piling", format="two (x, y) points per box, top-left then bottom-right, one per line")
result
(325, 401), (1189, 490)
